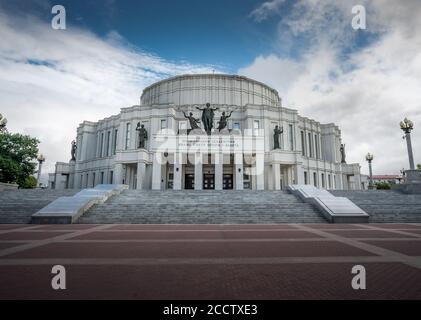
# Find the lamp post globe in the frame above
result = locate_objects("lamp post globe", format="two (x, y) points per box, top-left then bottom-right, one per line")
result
(36, 154), (46, 187)
(400, 118), (415, 170)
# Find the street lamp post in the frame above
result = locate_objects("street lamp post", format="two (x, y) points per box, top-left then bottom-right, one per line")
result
(37, 154), (46, 187)
(366, 152), (374, 189)
(400, 117), (415, 170)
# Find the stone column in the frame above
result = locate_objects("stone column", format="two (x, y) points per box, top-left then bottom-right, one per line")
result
(235, 153), (244, 190)
(136, 162), (146, 190)
(273, 163), (281, 190)
(256, 153), (265, 190)
(215, 153), (223, 190)
(194, 153), (203, 190)
(173, 153), (183, 190)
(294, 164), (305, 185)
(405, 132), (415, 170)
(114, 163), (124, 185)
(152, 153), (162, 190)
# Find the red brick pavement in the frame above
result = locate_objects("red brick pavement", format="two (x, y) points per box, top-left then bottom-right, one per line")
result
(0, 223), (421, 299)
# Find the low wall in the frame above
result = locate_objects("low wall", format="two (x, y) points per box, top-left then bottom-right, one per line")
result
(0, 182), (19, 191)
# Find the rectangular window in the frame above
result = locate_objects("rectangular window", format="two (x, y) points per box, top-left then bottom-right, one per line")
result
(125, 123), (131, 150)
(321, 173), (325, 188)
(161, 119), (167, 129)
(106, 131), (111, 156)
(100, 172), (104, 184)
(233, 122), (240, 130)
(109, 171), (114, 184)
(304, 171), (308, 184)
(80, 175), (83, 189)
(315, 134), (319, 159)
(99, 133), (104, 157)
(328, 174), (331, 189)
(301, 131), (305, 156)
(289, 124), (294, 151)
(313, 172), (317, 187)
(112, 129), (118, 154)
(308, 133), (312, 158)
(253, 120), (260, 136)
(86, 173), (89, 188)
(92, 172), (96, 187)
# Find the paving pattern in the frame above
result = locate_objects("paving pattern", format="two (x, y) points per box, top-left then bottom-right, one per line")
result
(0, 223), (421, 299)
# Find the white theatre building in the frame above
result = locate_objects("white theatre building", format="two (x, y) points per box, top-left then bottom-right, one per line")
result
(49, 74), (363, 191)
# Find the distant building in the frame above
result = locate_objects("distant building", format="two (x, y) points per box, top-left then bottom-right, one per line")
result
(372, 175), (404, 185)
(49, 74), (363, 191)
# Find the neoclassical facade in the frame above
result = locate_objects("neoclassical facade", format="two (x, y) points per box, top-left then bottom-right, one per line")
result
(49, 74), (363, 191)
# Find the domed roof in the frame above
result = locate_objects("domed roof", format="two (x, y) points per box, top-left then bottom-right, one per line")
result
(141, 74), (280, 107)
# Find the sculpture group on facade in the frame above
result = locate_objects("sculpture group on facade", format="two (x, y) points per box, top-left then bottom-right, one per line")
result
(184, 103), (238, 135)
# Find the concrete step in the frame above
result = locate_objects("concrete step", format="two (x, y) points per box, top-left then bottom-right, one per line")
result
(0, 189), (80, 224)
(329, 190), (421, 223)
(78, 190), (326, 224)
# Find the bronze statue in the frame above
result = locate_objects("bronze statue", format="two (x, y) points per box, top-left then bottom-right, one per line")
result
(136, 123), (148, 149)
(217, 111), (233, 132)
(340, 144), (346, 163)
(182, 111), (201, 130)
(273, 125), (283, 149)
(196, 103), (219, 135)
(71, 140), (77, 161)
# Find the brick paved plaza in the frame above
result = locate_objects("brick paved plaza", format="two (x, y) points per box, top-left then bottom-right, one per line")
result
(1, 223), (421, 299)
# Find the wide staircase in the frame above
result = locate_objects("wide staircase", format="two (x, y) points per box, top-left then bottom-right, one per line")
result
(78, 190), (326, 224)
(330, 190), (421, 223)
(0, 189), (79, 223)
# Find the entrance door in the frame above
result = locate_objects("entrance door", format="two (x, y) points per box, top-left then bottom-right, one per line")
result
(203, 174), (215, 190)
(223, 174), (233, 189)
(185, 174), (194, 189)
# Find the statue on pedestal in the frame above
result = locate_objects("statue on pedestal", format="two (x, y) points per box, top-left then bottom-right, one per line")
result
(136, 123), (148, 149)
(340, 144), (346, 163)
(71, 140), (77, 161)
(196, 103), (219, 135)
(273, 125), (283, 149)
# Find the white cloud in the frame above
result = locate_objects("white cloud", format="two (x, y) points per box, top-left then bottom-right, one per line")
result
(249, 0), (286, 22)
(0, 10), (219, 184)
(241, 0), (421, 175)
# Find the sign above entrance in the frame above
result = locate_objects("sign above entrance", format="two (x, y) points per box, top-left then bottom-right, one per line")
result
(152, 129), (264, 155)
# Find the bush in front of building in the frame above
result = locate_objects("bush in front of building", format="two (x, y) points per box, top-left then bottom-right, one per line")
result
(375, 181), (391, 190)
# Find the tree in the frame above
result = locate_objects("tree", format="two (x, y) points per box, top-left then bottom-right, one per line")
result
(0, 132), (39, 188)
(417, 164), (421, 170)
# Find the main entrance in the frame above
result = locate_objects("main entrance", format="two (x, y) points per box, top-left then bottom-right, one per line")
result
(223, 174), (233, 190)
(185, 174), (194, 189)
(203, 174), (215, 190)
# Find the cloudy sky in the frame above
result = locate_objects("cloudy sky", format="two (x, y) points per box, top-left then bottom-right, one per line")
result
(1, 0), (420, 183)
